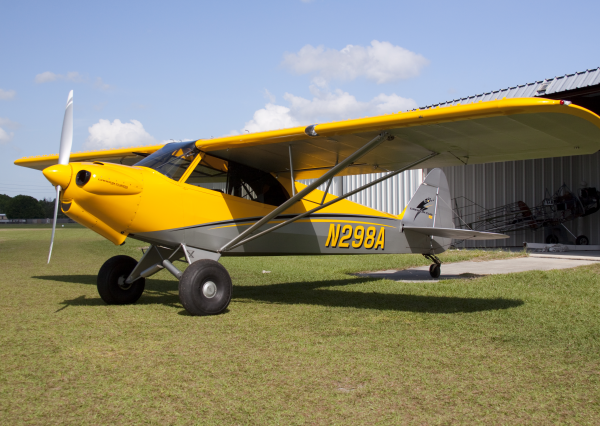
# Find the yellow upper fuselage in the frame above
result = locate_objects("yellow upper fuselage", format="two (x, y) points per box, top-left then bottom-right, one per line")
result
(46, 160), (397, 247)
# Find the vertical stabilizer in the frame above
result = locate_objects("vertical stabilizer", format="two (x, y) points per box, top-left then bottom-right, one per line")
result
(401, 168), (453, 229)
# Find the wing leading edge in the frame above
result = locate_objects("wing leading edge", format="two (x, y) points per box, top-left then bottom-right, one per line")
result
(15, 98), (600, 176)
(14, 144), (166, 171)
(197, 98), (600, 180)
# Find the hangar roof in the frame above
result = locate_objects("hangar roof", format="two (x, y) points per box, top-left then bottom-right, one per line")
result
(422, 67), (600, 113)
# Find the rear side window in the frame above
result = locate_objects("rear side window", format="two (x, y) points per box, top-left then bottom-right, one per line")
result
(184, 153), (289, 206)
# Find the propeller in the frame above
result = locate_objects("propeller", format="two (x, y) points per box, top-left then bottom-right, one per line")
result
(47, 90), (73, 263)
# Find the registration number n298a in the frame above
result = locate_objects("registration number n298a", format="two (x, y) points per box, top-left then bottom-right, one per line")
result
(325, 224), (385, 249)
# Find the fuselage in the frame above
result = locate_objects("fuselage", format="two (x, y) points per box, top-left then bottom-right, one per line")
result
(45, 159), (446, 256)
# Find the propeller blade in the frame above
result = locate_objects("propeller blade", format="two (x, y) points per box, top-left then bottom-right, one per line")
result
(48, 90), (73, 263)
(47, 185), (61, 264)
(58, 90), (73, 165)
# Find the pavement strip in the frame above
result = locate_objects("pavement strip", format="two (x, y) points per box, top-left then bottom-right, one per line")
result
(359, 254), (599, 283)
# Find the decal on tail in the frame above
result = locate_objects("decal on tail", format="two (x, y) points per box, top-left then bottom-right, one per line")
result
(402, 168), (453, 230)
(411, 197), (434, 220)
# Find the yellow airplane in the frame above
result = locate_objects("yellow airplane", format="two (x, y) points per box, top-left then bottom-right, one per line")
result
(15, 91), (600, 315)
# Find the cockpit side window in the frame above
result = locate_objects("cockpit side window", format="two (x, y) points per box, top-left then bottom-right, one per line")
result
(184, 156), (228, 193)
(184, 153), (289, 206)
(226, 161), (289, 206)
(135, 141), (198, 180)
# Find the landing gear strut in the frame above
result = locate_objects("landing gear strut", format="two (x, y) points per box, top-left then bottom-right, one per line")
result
(96, 244), (232, 316)
(423, 254), (442, 279)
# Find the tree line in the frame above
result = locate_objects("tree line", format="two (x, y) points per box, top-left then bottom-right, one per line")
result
(0, 194), (67, 220)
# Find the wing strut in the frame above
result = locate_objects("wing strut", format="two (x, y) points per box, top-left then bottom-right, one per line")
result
(320, 153), (339, 205)
(289, 144), (296, 196)
(221, 152), (437, 251)
(320, 176), (334, 205)
(218, 131), (392, 253)
(219, 151), (438, 252)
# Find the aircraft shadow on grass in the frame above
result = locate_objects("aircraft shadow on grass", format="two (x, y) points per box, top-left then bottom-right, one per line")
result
(33, 274), (524, 314)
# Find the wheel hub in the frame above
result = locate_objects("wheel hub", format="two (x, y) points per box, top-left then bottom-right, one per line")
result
(202, 281), (217, 298)
(117, 275), (132, 291)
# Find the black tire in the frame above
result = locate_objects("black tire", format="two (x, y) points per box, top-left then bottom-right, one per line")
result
(546, 234), (559, 244)
(179, 259), (232, 316)
(576, 235), (589, 246)
(429, 263), (441, 279)
(97, 255), (145, 305)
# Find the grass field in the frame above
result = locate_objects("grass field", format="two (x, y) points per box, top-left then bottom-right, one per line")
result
(0, 228), (598, 425)
(0, 223), (84, 229)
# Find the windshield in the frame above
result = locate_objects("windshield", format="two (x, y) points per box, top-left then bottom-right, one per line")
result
(135, 141), (198, 180)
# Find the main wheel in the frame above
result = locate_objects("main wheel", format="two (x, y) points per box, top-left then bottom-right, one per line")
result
(546, 234), (559, 244)
(179, 259), (232, 316)
(97, 255), (145, 305)
(576, 235), (589, 246)
(429, 263), (441, 279)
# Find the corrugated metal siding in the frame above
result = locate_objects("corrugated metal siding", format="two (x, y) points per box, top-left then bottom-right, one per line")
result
(425, 67), (600, 247)
(442, 151), (600, 247)
(299, 67), (600, 242)
(300, 169), (423, 216)
(419, 67), (600, 109)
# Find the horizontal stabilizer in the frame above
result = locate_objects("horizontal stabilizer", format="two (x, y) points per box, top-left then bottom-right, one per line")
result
(403, 226), (509, 240)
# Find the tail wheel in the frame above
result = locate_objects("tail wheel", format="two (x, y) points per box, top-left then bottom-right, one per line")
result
(179, 259), (232, 316)
(97, 255), (145, 305)
(576, 235), (589, 246)
(546, 234), (559, 244)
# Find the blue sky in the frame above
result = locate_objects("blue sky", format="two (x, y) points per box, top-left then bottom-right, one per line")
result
(1, 0), (599, 200)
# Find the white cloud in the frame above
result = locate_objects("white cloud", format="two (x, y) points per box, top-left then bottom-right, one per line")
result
(0, 89), (16, 100)
(0, 126), (14, 144)
(94, 77), (114, 91)
(34, 71), (84, 84)
(65, 72), (83, 82)
(242, 104), (301, 133)
(0, 118), (18, 144)
(35, 71), (58, 83)
(239, 86), (417, 133)
(282, 40), (429, 84)
(264, 89), (276, 103)
(85, 119), (158, 150)
(0, 117), (19, 129)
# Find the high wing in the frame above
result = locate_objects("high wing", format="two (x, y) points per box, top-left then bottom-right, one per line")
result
(15, 98), (600, 176)
(197, 98), (600, 180)
(15, 144), (165, 171)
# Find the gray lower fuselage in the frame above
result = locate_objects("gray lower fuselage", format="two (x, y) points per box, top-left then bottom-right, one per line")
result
(130, 214), (448, 256)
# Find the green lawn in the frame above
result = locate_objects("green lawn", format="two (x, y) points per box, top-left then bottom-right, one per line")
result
(0, 228), (598, 425)
(0, 223), (84, 229)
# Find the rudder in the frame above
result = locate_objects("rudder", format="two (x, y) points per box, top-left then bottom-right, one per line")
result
(400, 168), (453, 229)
